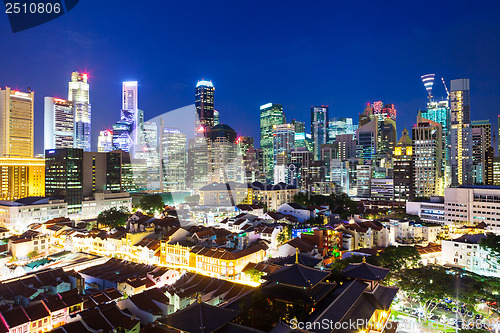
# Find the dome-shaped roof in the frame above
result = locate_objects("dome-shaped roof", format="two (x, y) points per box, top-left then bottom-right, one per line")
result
(208, 124), (237, 142)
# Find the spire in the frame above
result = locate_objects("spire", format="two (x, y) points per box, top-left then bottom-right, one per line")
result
(362, 256), (366, 263)
(295, 248), (299, 264)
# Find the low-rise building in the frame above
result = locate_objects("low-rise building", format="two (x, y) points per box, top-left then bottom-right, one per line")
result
(442, 233), (500, 277)
(9, 230), (50, 259)
(276, 203), (313, 222)
(387, 219), (441, 245)
(406, 197), (445, 225)
(335, 220), (389, 251)
(0, 197), (67, 233)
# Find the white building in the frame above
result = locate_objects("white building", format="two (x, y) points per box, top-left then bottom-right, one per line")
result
(44, 97), (74, 150)
(387, 219), (441, 245)
(442, 233), (500, 277)
(406, 197), (445, 225)
(79, 192), (132, 220)
(444, 186), (500, 233)
(277, 203), (312, 222)
(0, 197), (67, 233)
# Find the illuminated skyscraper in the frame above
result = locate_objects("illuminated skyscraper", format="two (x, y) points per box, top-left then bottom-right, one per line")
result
(237, 136), (254, 157)
(68, 72), (91, 151)
(328, 117), (357, 142)
(260, 103), (285, 182)
(214, 110), (220, 126)
(0, 158), (45, 200)
(161, 128), (187, 191)
(421, 100), (451, 188)
(207, 124), (240, 183)
(393, 129), (413, 202)
(412, 114), (443, 198)
(195, 80), (215, 133)
(311, 106), (329, 160)
(0, 87), (34, 158)
(44, 97), (74, 150)
(97, 130), (113, 152)
(356, 119), (378, 161)
(273, 124), (295, 167)
(450, 78), (473, 186)
(471, 127), (487, 184)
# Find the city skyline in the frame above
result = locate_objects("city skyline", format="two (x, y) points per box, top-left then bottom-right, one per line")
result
(1, 1), (500, 154)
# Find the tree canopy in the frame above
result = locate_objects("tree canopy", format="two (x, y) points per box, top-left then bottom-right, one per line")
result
(97, 206), (130, 229)
(139, 194), (164, 215)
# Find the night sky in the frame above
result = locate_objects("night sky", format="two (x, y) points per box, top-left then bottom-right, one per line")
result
(1, 1), (500, 154)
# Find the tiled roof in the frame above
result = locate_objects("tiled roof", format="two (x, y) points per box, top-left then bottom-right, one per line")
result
(158, 301), (239, 333)
(264, 263), (330, 288)
(343, 262), (390, 281)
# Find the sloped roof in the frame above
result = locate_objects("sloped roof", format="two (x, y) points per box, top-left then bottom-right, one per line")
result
(342, 262), (390, 281)
(264, 263), (330, 288)
(158, 301), (239, 333)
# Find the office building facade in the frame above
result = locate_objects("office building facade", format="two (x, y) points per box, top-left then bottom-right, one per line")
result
(68, 72), (91, 151)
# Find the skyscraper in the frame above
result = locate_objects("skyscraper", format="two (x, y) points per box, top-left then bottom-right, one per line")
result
(97, 130), (113, 152)
(207, 124), (240, 183)
(121, 81), (141, 146)
(450, 78), (473, 186)
(0, 87), (34, 158)
(44, 97), (74, 151)
(471, 120), (492, 147)
(393, 129), (413, 202)
(421, 100), (451, 188)
(412, 114), (443, 198)
(272, 124), (295, 172)
(195, 80), (215, 133)
(68, 72), (91, 151)
(471, 127), (487, 184)
(356, 119), (378, 161)
(311, 106), (329, 160)
(328, 117), (357, 142)
(161, 128), (187, 191)
(260, 103), (285, 182)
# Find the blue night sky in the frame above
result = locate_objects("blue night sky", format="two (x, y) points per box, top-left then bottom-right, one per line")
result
(1, 0), (500, 154)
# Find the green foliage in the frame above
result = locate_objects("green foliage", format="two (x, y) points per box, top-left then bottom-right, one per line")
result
(184, 194), (200, 203)
(139, 194), (164, 215)
(377, 246), (420, 271)
(293, 192), (359, 220)
(480, 233), (500, 263)
(27, 250), (39, 259)
(245, 268), (264, 283)
(97, 207), (130, 229)
(276, 225), (292, 245)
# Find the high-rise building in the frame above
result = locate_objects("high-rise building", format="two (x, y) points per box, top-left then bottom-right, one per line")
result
(273, 124), (295, 167)
(290, 147), (313, 189)
(68, 72), (91, 151)
(328, 117), (357, 142)
(97, 130), (114, 152)
(260, 103), (285, 182)
(113, 81), (143, 154)
(377, 117), (397, 159)
(112, 120), (133, 152)
(45, 148), (83, 214)
(214, 110), (220, 126)
(46, 148), (124, 213)
(207, 124), (240, 183)
(187, 136), (209, 190)
(311, 106), (329, 160)
(195, 80), (215, 133)
(472, 120), (492, 147)
(237, 136), (254, 157)
(44, 97), (74, 151)
(412, 114), (443, 198)
(334, 134), (357, 161)
(485, 147), (494, 185)
(135, 121), (160, 190)
(393, 129), (413, 202)
(0, 158), (45, 200)
(243, 147), (265, 183)
(0, 87), (34, 158)
(356, 165), (372, 198)
(356, 119), (378, 161)
(450, 78), (473, 186)
(421, 100), (451, 188)
(161, 128), (187, 191)
(471, 127), (487, 184)
(378, 103), (397, 121)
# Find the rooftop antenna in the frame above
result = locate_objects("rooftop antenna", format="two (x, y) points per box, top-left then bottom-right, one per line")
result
(441, 77), (450, 99)
(421, 74), (435, 101)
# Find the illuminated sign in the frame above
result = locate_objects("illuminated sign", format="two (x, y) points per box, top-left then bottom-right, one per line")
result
(53, 98), (67, 103)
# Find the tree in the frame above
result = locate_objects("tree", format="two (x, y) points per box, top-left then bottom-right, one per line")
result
(139, 194), (164, 215)
(394, 266), (452, 322)
(238, 290), (286, 331)
(377, 246), (421, 272)
(245, 268), (264, 283)
(276, 225), (292, 245)
(27, 250), (39, 259)
(97, 207), (129, 229)
(480, 233), (500, 264)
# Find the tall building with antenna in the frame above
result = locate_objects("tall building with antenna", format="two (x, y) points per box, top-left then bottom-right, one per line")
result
(195, 80), (215, 134)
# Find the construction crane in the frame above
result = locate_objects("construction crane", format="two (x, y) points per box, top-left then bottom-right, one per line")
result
(441, 77), (449, 98)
